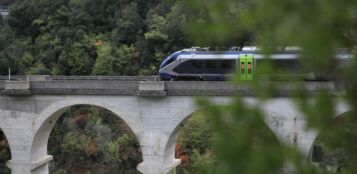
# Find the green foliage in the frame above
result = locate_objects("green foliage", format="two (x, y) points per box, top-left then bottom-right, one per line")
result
(92, 43), (115, 75)
(48, 105), (142, 174)
(186, 0), (357, 173)
(178, 112), (212, 155)
(111, 2), (144, 44)
(0, 0), (194, 75)
(177, 112), (215, 174)
(61, 132), (90, 159)
(145, 14), (168, 41)
(114, 44), (140, 75)
(189, 149), (215, 174)
(26, 62), (52, 75)
(196, 98), (297, 174)
(312, 111), (357, 173)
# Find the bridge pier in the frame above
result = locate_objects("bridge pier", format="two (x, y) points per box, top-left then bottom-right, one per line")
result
(137, 156), (180, 174)
(6, 160), (32, 174)
(7, 155), (52, 174)
(136, 130), (181, 174)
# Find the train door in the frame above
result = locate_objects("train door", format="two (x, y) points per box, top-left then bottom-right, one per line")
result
(238, 54), (254, 80)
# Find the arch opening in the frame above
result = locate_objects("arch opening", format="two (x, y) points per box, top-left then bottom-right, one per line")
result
(35, 104), (143, 174)
(311, 111), (356, 173)
(166, 106), (281, 174)
(0, 128), (11, 174)
(174, 111), (214, 174)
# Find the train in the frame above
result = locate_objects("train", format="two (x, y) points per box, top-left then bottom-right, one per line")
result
(159, 47), (352, 81)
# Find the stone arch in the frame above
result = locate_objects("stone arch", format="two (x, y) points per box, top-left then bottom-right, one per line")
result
(163, 109), (197, 165)
(163, 98), (281, 169)
(309, 110), (355, 162)
(306, 100), (352, 159)
(30, 98), (142, 173)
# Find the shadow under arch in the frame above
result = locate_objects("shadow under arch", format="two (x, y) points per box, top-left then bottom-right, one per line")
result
(31, 102), (142, 173)
(0, 128), (11, 174)
(310, 110), (355, 172)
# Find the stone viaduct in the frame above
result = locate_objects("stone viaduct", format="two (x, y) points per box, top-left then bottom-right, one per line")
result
(0, 76), (351, 174)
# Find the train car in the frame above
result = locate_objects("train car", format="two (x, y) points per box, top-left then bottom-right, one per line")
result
(159, 47), (298, 81)
(159, 47), (352, 81)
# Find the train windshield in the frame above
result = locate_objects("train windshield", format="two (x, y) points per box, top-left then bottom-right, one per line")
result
(160, 51), (181, 68)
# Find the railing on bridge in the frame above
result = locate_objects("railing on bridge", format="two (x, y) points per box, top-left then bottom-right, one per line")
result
(0, 75), (337, 96)
(0, 6), (9, 16)
(0, 75), (158, 81)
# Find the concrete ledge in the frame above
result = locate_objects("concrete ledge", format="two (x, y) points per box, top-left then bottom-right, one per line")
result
(137, 81), (166, 96)
(6, 160), (30, 170)
(137, 159), (181, 174)
(26, 75), (50, 81)
(1, 89), (31, 95)
(135, 90), (167, 96)
(5, 81), (30, 90)
(5, 155), (53, 170)
(31, 155), (53, 170)
(164, 159), (181, 174)
(139, 81), (165, 91)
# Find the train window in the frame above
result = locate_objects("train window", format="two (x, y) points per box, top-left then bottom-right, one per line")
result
(221, 60), (235, 73)
(173, 60), (205, 74)
(165, 58), (175, 66)
(221, 60), (234, 69)
(160, 53), (180, 68)
(206, 60), (220, 68)
(192, 60), (203, 68)
(173, 61), (191, 74)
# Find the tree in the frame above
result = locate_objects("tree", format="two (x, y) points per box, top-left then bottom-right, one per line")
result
(113, 44), (140, 75)
(92, 43), (115, 75)
(48, 106), (142, 174)
(187, 0), (357, 173)
(111, 2), (144, 44)
(176, 112), (215, 174)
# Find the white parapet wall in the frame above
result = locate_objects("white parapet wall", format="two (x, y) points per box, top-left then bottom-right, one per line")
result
(4, 81), (30, 90)
(26, 75), (50, 81)
(139, 81), (165, 91)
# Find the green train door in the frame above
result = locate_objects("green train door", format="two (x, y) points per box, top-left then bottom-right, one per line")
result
(238, 54), (254, 80)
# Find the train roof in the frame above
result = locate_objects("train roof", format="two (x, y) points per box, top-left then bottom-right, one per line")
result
(177, 52), (298, 60)
(176, 50), (352, 60)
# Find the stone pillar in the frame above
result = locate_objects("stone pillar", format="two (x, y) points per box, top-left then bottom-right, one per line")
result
(6, 160), (32, 174)
(0, 115), (36, 174)
(137, 131), (181, 174)
(7, 155), (53, 174)
(134, 97), (193, 174)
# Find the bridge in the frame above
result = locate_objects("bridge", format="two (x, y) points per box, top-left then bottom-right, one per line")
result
(0, 75), (350, 174)
(0, 6), (9, 16)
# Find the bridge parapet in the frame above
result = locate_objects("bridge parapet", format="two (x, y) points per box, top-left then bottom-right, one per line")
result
(0, 6), (9, 16)
(26, 75), (50, 81)
(0, 76), (340, 96)
(0, 76), (339, 97)
(3, 81), (31, 95)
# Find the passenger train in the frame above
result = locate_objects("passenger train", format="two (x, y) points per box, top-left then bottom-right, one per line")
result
(159, 47), (352, 81)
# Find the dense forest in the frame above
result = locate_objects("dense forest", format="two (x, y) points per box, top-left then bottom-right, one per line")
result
(0, 0), (198, 76)
(0, 0), (15, 6)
